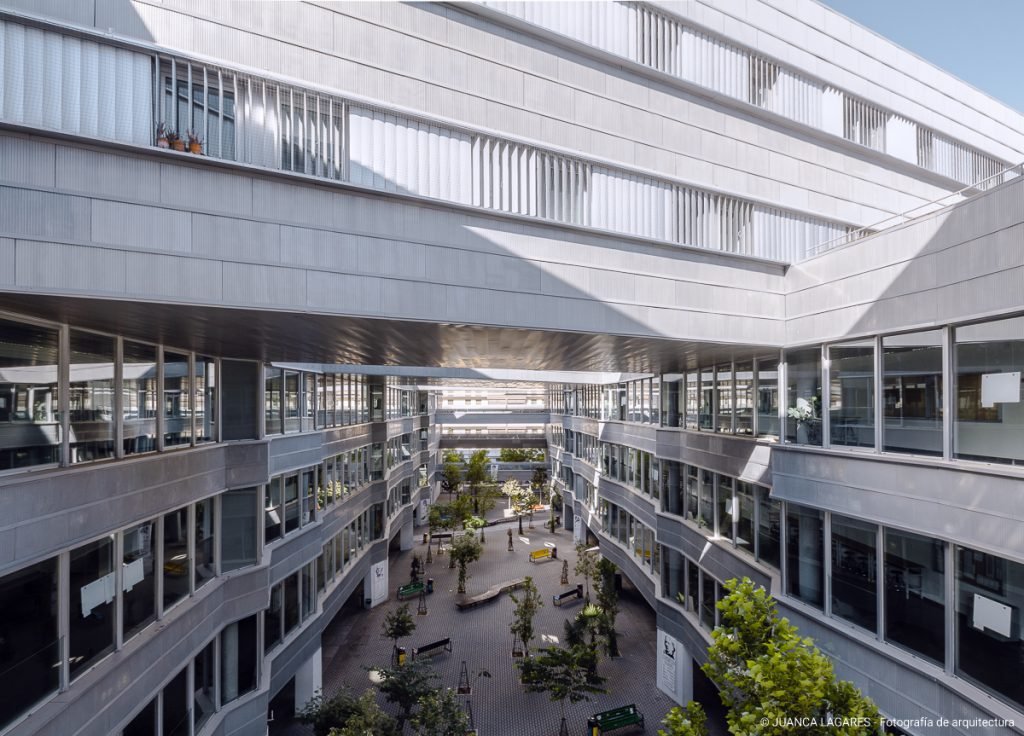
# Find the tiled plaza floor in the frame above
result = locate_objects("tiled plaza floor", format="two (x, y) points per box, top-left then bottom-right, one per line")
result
(279, 505), (725, 735)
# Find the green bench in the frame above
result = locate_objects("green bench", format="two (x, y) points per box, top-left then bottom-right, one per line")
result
(586, 704), (644, 734)
(397, 581), (425, 600)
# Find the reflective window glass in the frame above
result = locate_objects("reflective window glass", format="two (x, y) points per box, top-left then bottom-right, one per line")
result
(163, 350), (191, 447)
(883, 330), (942, 456)
(122, 341), (157, 456)
(69, 536), (116, 678)
(785, 503), (823, 608)
(831, 515), (877, 632)
(829, 341), (875, 448)
(884, 529), (945, 664)
(122, 520), (157, 640)
(69, 331), (115, 463)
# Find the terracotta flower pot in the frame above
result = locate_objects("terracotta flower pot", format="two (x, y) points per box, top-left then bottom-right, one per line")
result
(157, 137), (169, 149)
(189, 141), (202, 154)
(171, 139), (185, 152)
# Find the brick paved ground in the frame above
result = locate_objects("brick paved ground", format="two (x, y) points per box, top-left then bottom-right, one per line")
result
(277, 502), (727, 735)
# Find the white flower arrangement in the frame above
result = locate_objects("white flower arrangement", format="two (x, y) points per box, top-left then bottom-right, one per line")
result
(787, 396), (818, 422)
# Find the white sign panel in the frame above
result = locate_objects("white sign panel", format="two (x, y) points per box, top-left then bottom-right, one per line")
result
(657, 631), (679, 696)
(371, 561), (388, 605)
(981, 371), (1020, 408)
(973, 593), (1013, 638)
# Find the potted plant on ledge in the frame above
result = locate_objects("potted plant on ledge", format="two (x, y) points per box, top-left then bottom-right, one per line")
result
(166, 129), (185, 152)
(156, 122), (170, 148)
(787, 396), (821, 444)
(186, 129), (203, 154)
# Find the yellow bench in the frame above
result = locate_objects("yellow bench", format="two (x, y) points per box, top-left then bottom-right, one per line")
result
(529, 548), (554, 562)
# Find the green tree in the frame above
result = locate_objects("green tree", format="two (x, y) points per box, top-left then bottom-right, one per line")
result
(381, 603), (416, 665)
(324, 689), (399, 736)
(594, 558), (620, 657)
(441, 450), (463, 495)
(519, 644), (607, 736)
(464, 449), (491, 514)
(498, 448), (530, 462)
(449, 532), (483, 593)
(530, 466), (548, 497)
(659, 702), (709, 736)
(376, 661), (438, 733)
(300, 688), (398, 736)
(696, 577), (880, 736)
(573, 543), (598, 602)
(410, 687), (470, 736)
(509, 576), (544, 655)
(503, 478), (531, 535)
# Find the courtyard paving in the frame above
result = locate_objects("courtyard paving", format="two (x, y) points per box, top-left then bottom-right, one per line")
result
(281, 503), (725, 735)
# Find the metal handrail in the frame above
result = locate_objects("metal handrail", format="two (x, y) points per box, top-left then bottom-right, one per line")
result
(806, 161), (1024, 258)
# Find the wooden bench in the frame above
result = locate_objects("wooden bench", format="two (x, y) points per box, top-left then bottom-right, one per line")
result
(587, 705), (644, 734)
(456, 577), (527, 611)
(411, 637), (452, 660)
(430, 532), (453, 541)
(397, 581), (425, 600)
(529, 547), (556, 563)
(552, 585), (583, 607)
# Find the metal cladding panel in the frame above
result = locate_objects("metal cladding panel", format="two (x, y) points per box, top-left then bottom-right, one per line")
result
(656, 601), (710, 665)
(124, 250), (224, 300)
(0, 134), (55, 188)
(55, 143), (162, 202)
(16, 239), (125, 293)
(656, 429), (773, 488)
(599, 535), (657, 610)
(0, 236), (13, 285)
(0, 185), (90, 241)
(92, 199), (192, 253)
(267, 431), (327, 476)
(192, 214), (281, 263)
(595, 474), (658, 532)
(771, 448), (1024, 561)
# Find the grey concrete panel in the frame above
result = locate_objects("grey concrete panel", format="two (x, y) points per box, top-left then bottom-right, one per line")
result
(655, 429), (774, 488)
(92, 199), (192, 253)
(0, 186), (90, 241)
(305, 269), (384, 313)
(15, 240), (125, 294)
(771, 448), (1024, 561)
(192, 213), (281, 263)
(600, 538), (658, 610)
(124, 250), (224, 300)
(655, 513), (772, 591)
(595, 474), (658, 531)
(267, 432), (328, 476)
(280, 224), (361, 270)
(161, 163), (253, 218)
(0, 135), (55, 189)
(0, 238), (13, 285)
(56, 145), (162, 203)
(222, 262), (305, 308)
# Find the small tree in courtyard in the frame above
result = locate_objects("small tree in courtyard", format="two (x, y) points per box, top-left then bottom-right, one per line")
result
(503, 478), (530, 535)
(450, 532), (483, 593)
(381, 603), (416, 665)
(324, 689), (399, 736)
(411, 687), (471, 736)
(519, 644), (607, 736)
(509, 576), (544, 656)
(658, 702), (709, 736)
(300, 688), (399, 736)
(594, 558), (620, 657)
(672, 577), (880, 736)
(376, 661), (438, 733)
(574, 543), (598, 602)
(464, 449), (491, 513)
(441, 450), (463, 496)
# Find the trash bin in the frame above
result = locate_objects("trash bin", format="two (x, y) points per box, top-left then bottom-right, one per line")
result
(423, 533), (428, 544)
(576, 583), (584, 597)
(427, 578), (434, 594)
(397, 647), (407, 666)
(551, 546), (558, 559)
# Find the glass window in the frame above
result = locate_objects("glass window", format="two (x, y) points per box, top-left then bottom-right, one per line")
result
(163, 350), (191, 447)
(685, 465), (698, 521)
(0, 319), (61, 470)
(163, 71), (236, 159)
(885, 529), (945, 664)
(163, 507), (191, 610)
(735, 482), (755, 555)
(734, 361), (753, 434)
(686, 557), (699, 613)
(195, 497), (215, 588)
(284, 371), (300, 432)
(955, 317), (1024, 464)
(756, 356), (780, 439)
(301, 469), (316, 525)
(221, 615), (258, 703)
(122, 520), (157, 640)
(69, 536), (116, 678)
(222, 487), (258, 571)
(684, 371), (699, 430)
(756, 488), (780, 569)
(163, 666), (189, 736)
(69, 331), (115, 463)
(700, 572), (716, 629)
(698, 468), (714, 530)
(955, 547), (1024, 708)
(699, 368), (714, 430)
(0, 557), (59, 730)
(284, 475), (300, 533)
(264, 584), (282, 653)
(193, 639), (216, 731)
(716, 475), (734, 541)
(195, 356), (216, 443)
(785, 503), (823, 608)
(716, 364), (733, 432)
(829, 341), (875, 448)
(122, 698), (157, 736)
(883, 330), (942, 456)
(831, 515), (877, 632)
(302, 562), (316, 621)
(265, 479), (282, 543)
(786, 348), (822, 445)
(122, 340), (158, 456)
(265, 367), (282, 435)
(284, 573), (299, 633)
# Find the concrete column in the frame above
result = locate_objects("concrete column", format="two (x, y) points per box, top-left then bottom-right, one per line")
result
(294, 646), (323, 715)
(656, 629), (693, 705)
(399, 517), (414, 551)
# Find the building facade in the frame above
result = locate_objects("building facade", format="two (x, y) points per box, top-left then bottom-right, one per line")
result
(0, 1), (1022, 734)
